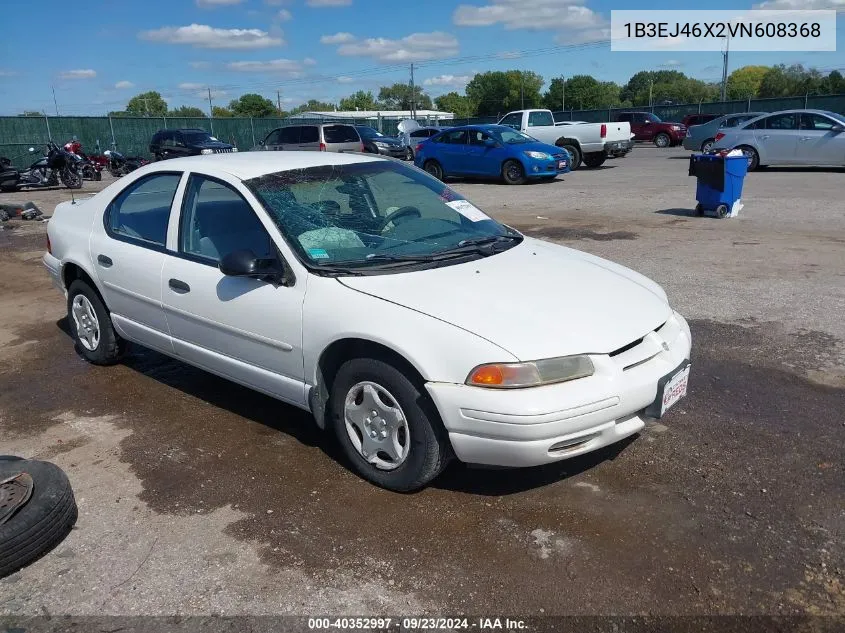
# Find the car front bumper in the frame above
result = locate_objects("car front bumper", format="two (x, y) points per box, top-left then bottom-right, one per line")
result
(374, 146), (409, 159)
(426, 312), (692, 467)
(525, 155), (570, 177)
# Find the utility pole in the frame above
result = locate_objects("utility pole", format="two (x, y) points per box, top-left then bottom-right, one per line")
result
(410, 63), (416, 119)
(207, 87), (215, 135)
(143, 97), (149, 117)
(521, 72), (525, 109)
(51, 85), (59, 116)
(720, 35), (731, 102)
(277, 90), (282, 114)
(648, 79), (654, 109)
(561, 76), (565, 112)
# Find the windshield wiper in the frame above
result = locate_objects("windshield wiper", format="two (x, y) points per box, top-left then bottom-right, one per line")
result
(452, 234), (522, 249)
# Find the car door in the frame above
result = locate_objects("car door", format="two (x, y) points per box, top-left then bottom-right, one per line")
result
(797, 113), (845, 165)
(277, 126), (301, 150)
(465, 129), (504, 175)
(263, 128), (283, 151)
(160, 172), (306, 405)
(323, 124), (361, 153)
(89, 171), (185, 355)
(754, 113), (799, 165)
(438, 129), (469, 174)
(298, 126), (320, 151)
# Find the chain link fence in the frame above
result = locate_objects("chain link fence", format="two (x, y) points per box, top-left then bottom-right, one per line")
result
(2, 94), (843, 168)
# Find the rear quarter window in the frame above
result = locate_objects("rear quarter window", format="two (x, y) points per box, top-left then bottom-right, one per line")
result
(323, 125), (359, 143)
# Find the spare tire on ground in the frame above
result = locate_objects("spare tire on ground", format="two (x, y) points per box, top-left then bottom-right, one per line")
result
(0, 456), (78, 577)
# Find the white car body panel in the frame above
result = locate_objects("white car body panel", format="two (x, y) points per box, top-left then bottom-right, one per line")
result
(498, 109), (631, 154)
(45, 152), (692, 470)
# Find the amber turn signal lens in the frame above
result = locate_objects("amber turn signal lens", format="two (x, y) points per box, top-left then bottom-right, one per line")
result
(470, 365), (504, 385)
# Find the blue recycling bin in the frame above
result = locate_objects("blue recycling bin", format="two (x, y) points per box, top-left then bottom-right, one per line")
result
(688, 153), (748, 218)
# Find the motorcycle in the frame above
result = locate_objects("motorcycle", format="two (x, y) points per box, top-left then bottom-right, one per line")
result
(1, 142), (83, 191)
(64, 139), (102, 182)
(103, 150), (148, 177)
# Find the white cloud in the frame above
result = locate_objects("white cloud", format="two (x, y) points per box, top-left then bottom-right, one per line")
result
(553, 26), (609, 45)
(454, 0), (604, 30)
(333, 32), (459, 62)
(496, 50), (522, 59)
(0, 70), (18, 77)
(60, 69), (97, 79)
(303, 57), (317, 66)
(337, 76), (354, 83)
(320, 32), (355, 44)
(423, 74), (472, 88)
(264, 0), (288, 5)
(115, 80), (135, 89)
(277, 8), (292, 20)
(179, 82), (206, 90)
(225, 58), (310, 76)
(754, 0), (843, 7)
(660, 59), (683, 68)
(190, 61), (212, 69)
(140, 24), (283, 49)
(196, 0), (244, 6)
(307, 0), (352, 6)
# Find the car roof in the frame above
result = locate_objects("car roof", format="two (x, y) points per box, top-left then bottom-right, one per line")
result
(132, 151), (384, 181)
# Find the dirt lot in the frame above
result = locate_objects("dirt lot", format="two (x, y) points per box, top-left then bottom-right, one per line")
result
(0, 147), (843, 620)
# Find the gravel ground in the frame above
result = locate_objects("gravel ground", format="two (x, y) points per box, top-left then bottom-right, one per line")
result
(0, 147), (843, 623)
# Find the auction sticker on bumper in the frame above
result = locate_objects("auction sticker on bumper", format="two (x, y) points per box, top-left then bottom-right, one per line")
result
(558, 160), (567, 169)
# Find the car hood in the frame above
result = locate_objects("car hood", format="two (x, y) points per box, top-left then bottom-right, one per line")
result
(338, 237), (671, 360)
(512, 141), (565, 156)
(194, 140), (234, 149)
(371, 137), (402, 146)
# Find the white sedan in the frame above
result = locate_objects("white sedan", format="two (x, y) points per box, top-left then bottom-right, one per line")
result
(43, 152), (692, 491)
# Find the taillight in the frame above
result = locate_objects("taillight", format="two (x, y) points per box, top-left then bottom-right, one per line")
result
(319, 142), (326, 152)
(600, 124), (607, 138)
(714, 132), (725, 142)
(46, 233), (52, 255)
(415, 143), (423, 153)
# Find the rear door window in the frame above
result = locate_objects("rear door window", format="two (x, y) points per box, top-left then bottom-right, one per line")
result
(441, 129), (468, 145)
(323, 125), (359, 143)
(107, 173), (182, 247)
(300, 126), (319, 143)
(528, 111), (554, 127)
(764, 113), (799, 130)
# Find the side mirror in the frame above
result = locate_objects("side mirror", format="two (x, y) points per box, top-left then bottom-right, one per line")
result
(483, 138), (498, 148)
(219, 249), (285, 283)
(831, 124), (844, 133)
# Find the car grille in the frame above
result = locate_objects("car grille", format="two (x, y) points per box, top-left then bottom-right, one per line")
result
(213, 148), (234, 154)
(609, 315), (681, 371)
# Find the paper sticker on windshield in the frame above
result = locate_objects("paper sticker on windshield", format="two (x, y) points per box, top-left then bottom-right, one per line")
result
(446, 199), (490, 222)
(308, 248), (330, 260)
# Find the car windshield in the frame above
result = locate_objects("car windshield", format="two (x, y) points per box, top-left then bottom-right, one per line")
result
(494, 129), (535, 144)
(246, 161), (520, 273)
(356, 127), (383, 139)
(184, 132), (216, 144)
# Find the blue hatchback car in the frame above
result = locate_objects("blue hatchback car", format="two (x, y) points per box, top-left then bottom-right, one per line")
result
(413, 124), (570, 184)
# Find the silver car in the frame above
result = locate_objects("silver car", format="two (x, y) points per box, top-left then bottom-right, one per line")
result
(255, 123), (362, 153)
(712, 109), (845, 171)
(682, 112), (767, 152)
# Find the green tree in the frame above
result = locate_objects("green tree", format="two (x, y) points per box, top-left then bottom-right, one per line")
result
(168, 106), (206, 117)
(289, 99), (337, 115)
(434, 92), (475, 118)
(126, 91), (168, 116)
(338, 90), (379, 111)
(726, 66), (769, 100)
(822, 70), (845, 94)
(229, 93), (277, 118)
(546, 75), (622, 110)
(465, 70), (544, 116)
(377, 83), (432, 110)
(212, 106), (234, 118)
(757, 65), (792, 98)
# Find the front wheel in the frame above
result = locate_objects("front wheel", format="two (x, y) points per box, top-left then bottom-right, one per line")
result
(654, 133), (671, 148)
(559, 144), (581, 171)
(60, 168), (82, 189)
(502, 159), (526, 185)
(700, 139), (715, 153)
(67, 280), (125, 365)
(423, 159), (443, 181)
(583, 153), (606, 168)
(330, 358), (450, 492)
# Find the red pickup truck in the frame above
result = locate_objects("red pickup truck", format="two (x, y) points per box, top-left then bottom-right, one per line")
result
(615, 112), (687, 148)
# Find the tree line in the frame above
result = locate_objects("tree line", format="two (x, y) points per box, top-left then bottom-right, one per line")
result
(19, 64), (843, 120)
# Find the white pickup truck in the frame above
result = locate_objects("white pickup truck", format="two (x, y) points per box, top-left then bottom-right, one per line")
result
(497, 109), (633, 171)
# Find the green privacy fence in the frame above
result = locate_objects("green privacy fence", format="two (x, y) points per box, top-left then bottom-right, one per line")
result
(0, 114), (417, 169)
(447, 93), (845, 126)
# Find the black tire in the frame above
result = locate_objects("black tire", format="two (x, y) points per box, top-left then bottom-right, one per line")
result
(93, 170), (102, 182)
(700, 139), (715, 153)
(502, 159), (526, 185)
(0, 459), (78, 578)
(739, 145), (760, 171)
(60, 168), (82, 190)
(423, 160), (443, 181)
(654, 133), (671, 148)
(583, 153), (606, 168)
(330, 357), (450, 492)
(66, 279), (125, 365)
(716, 204), (729, 219)
(694, 203), (704, 216)
(108, 167), (121, 178)
(559, 143), (581, 171)
(1, 185), (20, 192)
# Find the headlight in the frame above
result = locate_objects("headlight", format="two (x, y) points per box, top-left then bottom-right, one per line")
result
(671, 125), (680, 130)
(374, 141), (389, 148)
(466, 355), (594, 389)
(232, 147), (238, 152)
(200, 149), (213, 155)
(524, 151), (551, 160)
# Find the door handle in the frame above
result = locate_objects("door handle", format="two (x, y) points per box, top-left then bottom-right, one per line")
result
(800, 136), (813, 141)
(97, 254), (113, 267)
(759, 135), (770, 140)
(168, 278), (190, 294)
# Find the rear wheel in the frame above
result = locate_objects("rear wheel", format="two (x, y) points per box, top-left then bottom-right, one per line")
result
(583, 153), (606, 168)
(330, 358), (450, 492)
(502, 159), (526, 185)
(423, 160), (443, 181)
(66, 280), (125, 365)
(559, 143), (581, 171)
(654, 133), (671, 148)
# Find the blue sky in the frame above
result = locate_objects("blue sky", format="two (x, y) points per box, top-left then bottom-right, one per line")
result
(0, 0), (842, 115)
